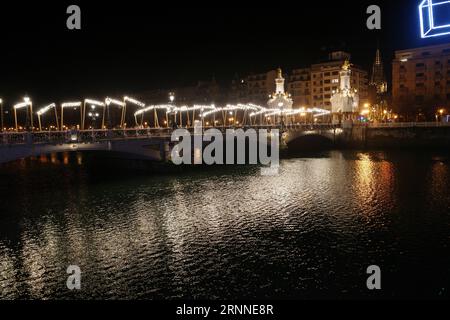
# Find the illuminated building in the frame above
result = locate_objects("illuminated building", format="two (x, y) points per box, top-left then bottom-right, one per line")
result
(288, 68), (311, 108)
(289, 51), (368, 110)
(243, 70), (278, 105)
(392, 43), (450, 117)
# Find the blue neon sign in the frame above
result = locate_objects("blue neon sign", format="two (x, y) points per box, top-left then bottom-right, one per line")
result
(419, 0), (450, 38)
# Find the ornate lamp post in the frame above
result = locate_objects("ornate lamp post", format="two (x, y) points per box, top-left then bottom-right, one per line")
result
(168, 92), (175, 128)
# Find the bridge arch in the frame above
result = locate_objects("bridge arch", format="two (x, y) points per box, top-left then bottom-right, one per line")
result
(284, 128), (337, 150)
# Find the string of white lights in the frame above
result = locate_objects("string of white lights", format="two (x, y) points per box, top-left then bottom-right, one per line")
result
(134, 105), (155, 116)
(105, 98), (126, 107)
(124, 96), (145, 107)
(249, 109), (269, 117)
(201, 104), (264, 117)
(13, 101), (32, 110)
(61, 102), (82, 108)
(36, 103), (56, 116)
(85, 99), (105, 107)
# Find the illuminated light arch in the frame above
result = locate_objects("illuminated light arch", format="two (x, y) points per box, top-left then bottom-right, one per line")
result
(61, 102), (82, 130)
(36, 103), (58, 131)
(13, 98), (33, 131)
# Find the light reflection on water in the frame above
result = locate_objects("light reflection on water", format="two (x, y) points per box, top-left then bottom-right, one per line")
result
(0, 150), (450, 299)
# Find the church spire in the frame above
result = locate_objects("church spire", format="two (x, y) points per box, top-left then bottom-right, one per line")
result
(370, 45), (387, 94)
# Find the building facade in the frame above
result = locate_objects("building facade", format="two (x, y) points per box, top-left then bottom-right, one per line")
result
(288, 68), (311, 108)
(242, 70), (278, 105)
(392, 43), (450, 118)
(289, 51), (368, 110)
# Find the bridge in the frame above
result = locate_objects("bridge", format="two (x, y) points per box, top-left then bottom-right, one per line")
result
(0, 123), (342, 164)
(1, 95), (450, 164)
(1, 122), (450, 164)
(0, 97), (336, 163)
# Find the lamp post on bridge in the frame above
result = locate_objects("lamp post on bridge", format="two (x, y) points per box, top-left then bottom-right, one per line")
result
(87, 109), (100, 139)
(83, 99), (106, 130)
(168, 92), (175, 128)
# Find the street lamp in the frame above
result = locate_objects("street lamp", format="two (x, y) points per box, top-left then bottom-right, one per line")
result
(87, 109), (100, 128)
(83, 99), (105, 129)
(167, 92), (175, 128)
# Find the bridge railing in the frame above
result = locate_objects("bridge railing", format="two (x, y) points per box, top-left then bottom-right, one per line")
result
(367, 122), (450, 128)
(1, 122), (447, 146)
(0, 131), (70, 146)
(0, 132), (27, 145)
(0, 128), (177, 146)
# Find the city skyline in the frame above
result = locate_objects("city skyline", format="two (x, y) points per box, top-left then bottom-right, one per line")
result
(0, 0), (438, 103)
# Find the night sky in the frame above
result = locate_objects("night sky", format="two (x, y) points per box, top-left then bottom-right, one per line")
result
(0, 0), (447, 106)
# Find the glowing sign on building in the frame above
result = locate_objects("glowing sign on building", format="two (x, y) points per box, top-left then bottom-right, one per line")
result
(419, 0), (450, 38)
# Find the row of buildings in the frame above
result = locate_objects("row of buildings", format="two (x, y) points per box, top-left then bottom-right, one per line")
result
(139, 43), (450, 119)
(139, 51), (371, 109)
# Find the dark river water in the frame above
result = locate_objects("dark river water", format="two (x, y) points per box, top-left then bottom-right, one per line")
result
(1, 150), (450, 299)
